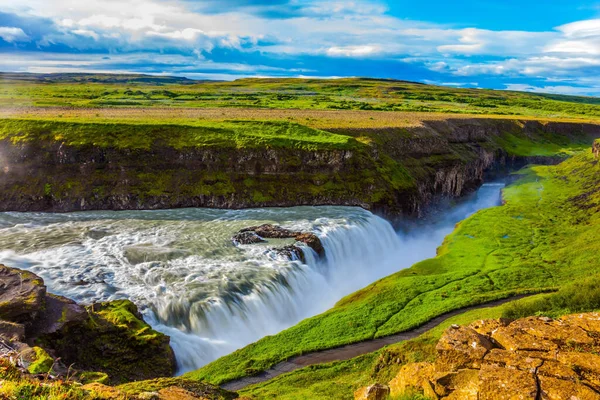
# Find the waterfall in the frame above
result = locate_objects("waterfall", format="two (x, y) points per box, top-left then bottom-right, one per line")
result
(0, 182), (504, 374)
(147, 212), (403, 373)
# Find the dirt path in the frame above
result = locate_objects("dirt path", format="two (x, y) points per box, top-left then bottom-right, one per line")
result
(221, 294), (531, 391)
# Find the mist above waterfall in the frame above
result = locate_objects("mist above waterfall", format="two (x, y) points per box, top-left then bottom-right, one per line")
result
(0, 182), (503, 373)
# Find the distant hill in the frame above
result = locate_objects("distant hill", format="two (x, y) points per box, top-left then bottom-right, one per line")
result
(0, 72), (203, 85)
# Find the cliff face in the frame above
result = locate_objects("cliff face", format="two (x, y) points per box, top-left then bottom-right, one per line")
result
(357, 313), (600, 400)
(0, 118), (598, 216)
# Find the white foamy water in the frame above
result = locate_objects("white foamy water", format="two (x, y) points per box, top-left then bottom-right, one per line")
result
(0, 183), (504, 373)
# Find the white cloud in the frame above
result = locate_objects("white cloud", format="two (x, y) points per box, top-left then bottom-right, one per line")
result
(0, 27), (29, 42)
(505, 83), (600, 96)
(327, 45), (380, 57)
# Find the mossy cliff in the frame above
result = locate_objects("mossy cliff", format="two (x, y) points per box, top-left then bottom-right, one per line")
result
(0, 117), (598, 217)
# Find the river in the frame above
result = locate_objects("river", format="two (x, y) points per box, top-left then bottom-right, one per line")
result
(0, 182), (504, 373)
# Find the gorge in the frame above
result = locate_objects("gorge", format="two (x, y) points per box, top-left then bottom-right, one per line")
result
(0, 181), (504, 373)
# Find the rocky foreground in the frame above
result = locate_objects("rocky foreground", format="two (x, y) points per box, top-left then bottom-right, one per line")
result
(356, 313), (600, 400)
(0, 264), (236, 399)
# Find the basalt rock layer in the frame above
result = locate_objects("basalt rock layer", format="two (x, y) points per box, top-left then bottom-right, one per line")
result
(0, 118), (599, 217)
(366, 313), (600, 400)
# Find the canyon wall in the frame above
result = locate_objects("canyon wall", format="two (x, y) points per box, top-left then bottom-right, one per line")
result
(0, 118), (598, 217)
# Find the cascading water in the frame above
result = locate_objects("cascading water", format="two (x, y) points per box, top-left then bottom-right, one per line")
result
(0, 183), (504, 373)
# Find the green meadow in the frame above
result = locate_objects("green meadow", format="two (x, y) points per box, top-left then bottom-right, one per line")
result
(3, 74), (600, 120)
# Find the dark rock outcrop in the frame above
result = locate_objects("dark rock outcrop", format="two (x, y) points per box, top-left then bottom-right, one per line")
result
(40, 299), (176, 384)
(231, 231), (265, 245)
(375, 313), (600, 400)
(0, 265), (46, 323)
(0, 264), (176, 384)
(233, 224), (325, 261)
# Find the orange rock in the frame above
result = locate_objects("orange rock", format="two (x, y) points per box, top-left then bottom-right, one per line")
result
(538, 375), (600, 400)
(353, 383), (390, 400)
(478, 364), (538, 400)
(468, 318), (509, 337)
(557, 352), (600, 386)
(560, 313), (600, 335)
(432, 369), (479, 399)
(537, 359), (579, 381)
(492, 324), (558, 352)
(505, 317), (594, 347)
(436, 326), (495, 372)
(483, 348), (543, 371)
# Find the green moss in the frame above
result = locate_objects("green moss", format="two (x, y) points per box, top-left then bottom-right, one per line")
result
(27, 347), (54, 375)
(0, 118), (357, 151)
(78, 371), (109, 385)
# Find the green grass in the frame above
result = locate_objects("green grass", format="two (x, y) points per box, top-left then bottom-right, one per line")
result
(187, 148), (600, 386)
(0, 118), (356, 151)
(3, 75), (600, 120)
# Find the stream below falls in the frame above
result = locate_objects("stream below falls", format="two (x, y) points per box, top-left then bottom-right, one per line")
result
(0, 182), (505, 373)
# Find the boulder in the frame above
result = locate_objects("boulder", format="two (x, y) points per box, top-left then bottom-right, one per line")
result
(435, 325), (495, 372)
(389, 362), (437, 398)
(271, 245), (305, 262)
(294, 232), (325, 256)
(468, 318), (509, 337)
(30, 293), (87, 337)
(232, 231), (265, 245)
(559, 313), (600, 334)
(389, 313), (600, 400)
(239, 224), (298, 238)
(538, 375), (600, 400)
(0, 264), (46, 322)
(556, 352), (600, 387)
(434, 369), (479, 400)
(483, 348), (543, 372)
(0, 320), (25, 341)
(39, 299), (176, 384)
(492, 323), (559, 352)
(234, 224), (325, 257)
(506, 316), (593, 346)
(354, 383), (390, 400)
(478, 364), (538, 399)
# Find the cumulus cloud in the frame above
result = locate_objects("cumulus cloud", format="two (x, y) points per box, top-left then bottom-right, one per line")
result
(0, 26), (29, 42)
(327, 45), (380, 57)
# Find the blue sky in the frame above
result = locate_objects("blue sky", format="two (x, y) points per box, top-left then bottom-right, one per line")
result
(1, 0), (600, 95)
